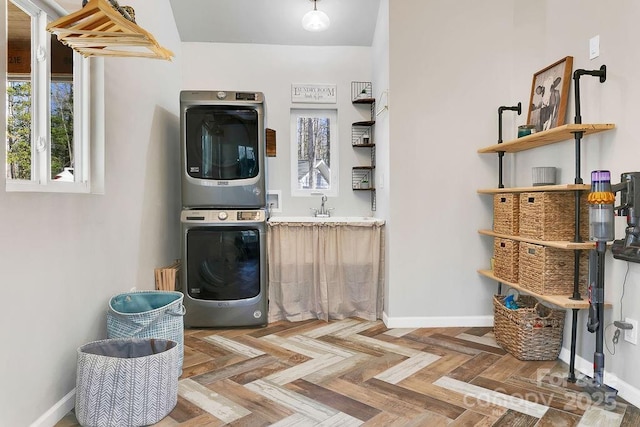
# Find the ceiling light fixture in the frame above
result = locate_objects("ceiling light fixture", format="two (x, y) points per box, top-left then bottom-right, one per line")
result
(302, 0), (330, 32)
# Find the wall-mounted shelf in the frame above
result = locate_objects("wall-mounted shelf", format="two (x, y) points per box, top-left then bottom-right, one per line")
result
(478, 229), (595, 250)
(478, 116), (615, 381)
(477, 123), (615, 154)
(352, 122), (375, 147)
(352, 166), (374, 191)
(477, 270), (610, 309)
(351, 82), (374, 103)
(46, 0), (173, 60)
(352, 81), (377, 211)
(477, 184), (591, 194)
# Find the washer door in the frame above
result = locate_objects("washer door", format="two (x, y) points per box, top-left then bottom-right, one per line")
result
(186, 227), (261, 300)
(185, 106), (259, 180)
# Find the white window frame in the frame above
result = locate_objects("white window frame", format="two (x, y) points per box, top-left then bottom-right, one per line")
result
(3, 0), (103, 193)
(290, 108), (339, 197)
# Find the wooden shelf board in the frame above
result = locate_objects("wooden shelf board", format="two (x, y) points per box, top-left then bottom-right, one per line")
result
(353, 121), (375, 126)
(478, 229), (595, 249)
(478, 269), (611, 309)
(352, 98), (375, 104)
(477, 184), (591, 194)
(353, 144), (375, 148)
(477, 123), (615, 154)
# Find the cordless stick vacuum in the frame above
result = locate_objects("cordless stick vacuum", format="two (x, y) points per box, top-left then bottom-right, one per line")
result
(585, 170), (617, 403)
(585, 171), (640, 403)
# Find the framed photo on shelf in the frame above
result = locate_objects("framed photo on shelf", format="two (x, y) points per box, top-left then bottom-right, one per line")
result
(527, 56), (573, 132)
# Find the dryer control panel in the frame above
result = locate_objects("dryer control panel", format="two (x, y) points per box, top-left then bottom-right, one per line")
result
(181, 209), (266, 224)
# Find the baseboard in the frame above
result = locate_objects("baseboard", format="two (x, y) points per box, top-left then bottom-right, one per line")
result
(558, 348), (640, 409)
(30, 388), (75, 427)
(382, 312), (494, 329)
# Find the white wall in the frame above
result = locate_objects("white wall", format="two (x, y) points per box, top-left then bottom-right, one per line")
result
(385, 0), (515, 325)
(386, 0), (640, 406)
(371, 0), (390, 312)
(0, 1), (182, 425)
(180, 43), (375, 217)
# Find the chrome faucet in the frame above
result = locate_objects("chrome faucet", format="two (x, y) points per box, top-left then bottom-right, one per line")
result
(311, 195), (334, 217)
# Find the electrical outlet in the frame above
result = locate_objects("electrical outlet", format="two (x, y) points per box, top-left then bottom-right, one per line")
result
(624, 318), (638, 345)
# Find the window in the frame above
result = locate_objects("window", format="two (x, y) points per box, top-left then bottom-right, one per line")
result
(290, 108), (338, 197)
(5, 0), (97, 192)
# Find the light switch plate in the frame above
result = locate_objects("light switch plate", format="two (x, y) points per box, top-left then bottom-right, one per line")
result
(590, 35), (600, 60)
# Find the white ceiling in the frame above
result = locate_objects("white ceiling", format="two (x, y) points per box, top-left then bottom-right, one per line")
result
(167, 0), (381, 46)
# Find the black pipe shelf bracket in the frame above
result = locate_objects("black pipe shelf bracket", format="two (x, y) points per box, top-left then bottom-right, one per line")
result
(495, 102), (521, 294)
(572, 65), (607, 184)
(566, 64), (607, 384)
(496, 103), (522, 189)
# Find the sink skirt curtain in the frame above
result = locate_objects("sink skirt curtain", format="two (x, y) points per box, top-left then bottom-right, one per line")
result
(267, 222), (384, 322)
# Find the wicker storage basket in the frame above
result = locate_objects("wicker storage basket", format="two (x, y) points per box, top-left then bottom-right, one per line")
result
(493, 294), (565, 360)
(493, 194), (519, 235)
(519, 192), (588, 241)
(519, 242), (588, 295)
(494, 238), (519, 282)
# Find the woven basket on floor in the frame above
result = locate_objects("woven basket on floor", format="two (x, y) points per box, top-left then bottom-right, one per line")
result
(518, 242), (588, 295)
(75, 338), (179, 427)
(107, 291), (185, 376)
(519, 192), (588, 241)
(493, 193), (519, 235)
(493, 238), (519, 283)
(493, 294), (565, 361)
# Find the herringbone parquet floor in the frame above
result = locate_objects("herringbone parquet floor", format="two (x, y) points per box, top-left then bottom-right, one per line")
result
(57, 318), (640, 426)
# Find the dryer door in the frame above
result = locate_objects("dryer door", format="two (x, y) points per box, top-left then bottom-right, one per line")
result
(186, 227), (261, 301)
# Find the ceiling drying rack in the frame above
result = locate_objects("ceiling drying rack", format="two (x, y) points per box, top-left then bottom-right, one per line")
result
(46, 0), (173, 60)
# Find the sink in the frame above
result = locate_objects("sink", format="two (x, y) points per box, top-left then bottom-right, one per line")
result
(268, 216), (384, 224)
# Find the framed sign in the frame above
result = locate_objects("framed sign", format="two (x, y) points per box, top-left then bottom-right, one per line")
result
(527, 56), (573, 132)
(291, 84), (337, 104)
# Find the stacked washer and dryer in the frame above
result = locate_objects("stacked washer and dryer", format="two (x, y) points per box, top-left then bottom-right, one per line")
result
(179, 90), (268, 327)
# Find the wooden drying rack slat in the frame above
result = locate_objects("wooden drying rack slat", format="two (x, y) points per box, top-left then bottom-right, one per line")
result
(73, 47), (167, 59)
(64, 37), (157, 46)
(52, 28), (146, 37)
(46, 0), (173, 60)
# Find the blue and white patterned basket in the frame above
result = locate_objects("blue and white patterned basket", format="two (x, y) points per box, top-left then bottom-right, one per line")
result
(75, 338), (178, 427)
(106, 290), (185, 376)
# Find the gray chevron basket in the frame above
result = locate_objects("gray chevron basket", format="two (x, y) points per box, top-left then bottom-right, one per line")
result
(75, 338), (179, 427)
